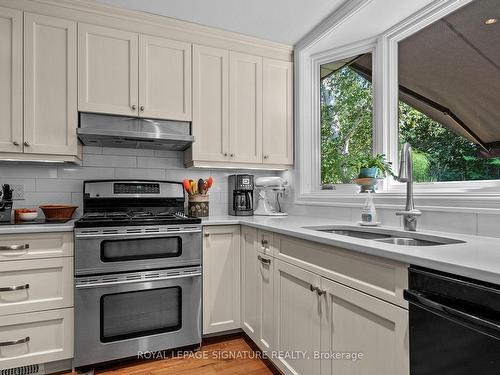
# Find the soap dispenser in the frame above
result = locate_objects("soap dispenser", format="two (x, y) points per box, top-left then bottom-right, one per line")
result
(360, 192), (378, 225)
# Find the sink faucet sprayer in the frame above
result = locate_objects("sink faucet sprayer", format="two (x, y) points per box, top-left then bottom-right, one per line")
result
(395, 142), (422, 231)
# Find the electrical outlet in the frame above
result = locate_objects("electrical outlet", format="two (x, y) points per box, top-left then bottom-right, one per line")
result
(10, 184), (24, 200)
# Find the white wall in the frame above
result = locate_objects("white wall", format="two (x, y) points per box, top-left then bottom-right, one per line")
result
(0, 146), (275, 218)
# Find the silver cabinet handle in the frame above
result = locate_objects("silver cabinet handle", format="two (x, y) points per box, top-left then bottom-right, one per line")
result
(309, 285), (325, 296)
(257, 255), (271, 264)
(0, 336), (30, 347)
(13, 141), (19, 146)
(140, 105), (145, 112)
(131, 105), (137, 110)
(261, 239), (269, 250)
(23, 141), (30, 147)
(0, 244), (29, 251)
(0, 284), (29, 292)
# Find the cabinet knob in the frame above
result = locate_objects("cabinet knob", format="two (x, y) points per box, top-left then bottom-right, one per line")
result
(264, 155), (269, 159)
(23, 141), (30, 147)
(204, 233), (210, 237)
(131, 105), (137, 110)
(13, 141), (19, 146)
(224, 153), (228, 157)
(140, 105), (145, 112)
(230, 153), (234, 157)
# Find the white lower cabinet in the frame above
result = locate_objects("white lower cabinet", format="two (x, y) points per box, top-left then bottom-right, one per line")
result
(203, 225), (241, 334)
(320, 277), (409, 375)
(0, 308), (74, 370)
(240, 227), (274, 351)
(273, 259), (321, 375)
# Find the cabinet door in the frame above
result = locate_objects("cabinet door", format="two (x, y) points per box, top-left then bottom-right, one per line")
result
(229, 52), (262, 163)
(0, 7), (22, 153)
(24, 13), (77, 155)
(256, 251), (274, 352)
(203, 225), (240, 334)
(262, 58), (293, 165)
(274, 259), (321, 375)
(192, 45), (229, 162)
(78, 23), (139, 116)
(320, 277), (409, 375)
(139, 35), (191, 121)
(240, 226), (259, 341)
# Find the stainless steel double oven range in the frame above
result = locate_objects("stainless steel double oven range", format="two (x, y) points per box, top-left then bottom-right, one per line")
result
(73, 180), (202, 368)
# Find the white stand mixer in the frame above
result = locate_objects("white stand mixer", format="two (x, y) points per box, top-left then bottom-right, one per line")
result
(254, 176), (288, 216)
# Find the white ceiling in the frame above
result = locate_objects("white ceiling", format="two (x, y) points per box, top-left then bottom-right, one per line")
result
(94, 0), (348, 45)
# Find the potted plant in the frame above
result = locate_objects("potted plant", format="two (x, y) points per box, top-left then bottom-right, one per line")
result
(354, 154), (394, 179)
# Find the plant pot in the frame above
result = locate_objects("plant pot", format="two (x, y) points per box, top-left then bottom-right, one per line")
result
(358, 167), (379, 179)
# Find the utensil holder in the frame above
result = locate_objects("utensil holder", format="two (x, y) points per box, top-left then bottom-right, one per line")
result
(188, 195), (209, 218)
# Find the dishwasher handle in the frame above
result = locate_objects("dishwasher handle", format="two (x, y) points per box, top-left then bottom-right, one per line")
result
(404, 289), (500, 340)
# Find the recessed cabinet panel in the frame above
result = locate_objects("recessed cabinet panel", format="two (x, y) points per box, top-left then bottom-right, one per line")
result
(139, 35), (192, 121)
(24, 13), (77, 155)
(263, 58), (293, 165)
(203, 225), (240, 334)
(0, 7), (22, 153)
(240, 226), (259, 340)
(78, 23), (139, 116)
(192, 45), (229, 162)
(229, 52), (262, 163)
(320, 277), (409, 375)
(273, 259), (321, 375)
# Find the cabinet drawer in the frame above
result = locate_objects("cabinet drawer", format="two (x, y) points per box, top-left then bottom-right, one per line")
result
(0, 308), (73, 369)
(0, 258), (73, 316)
(0, 232), (73, 261)
(273, 234), (408, 308)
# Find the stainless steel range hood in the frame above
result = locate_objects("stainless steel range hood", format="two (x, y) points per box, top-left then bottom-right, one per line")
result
(77, 113), (194, 151)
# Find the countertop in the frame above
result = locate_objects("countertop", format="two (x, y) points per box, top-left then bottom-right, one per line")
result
(2, 214), (500, 285)
(202, 215), (500, 285)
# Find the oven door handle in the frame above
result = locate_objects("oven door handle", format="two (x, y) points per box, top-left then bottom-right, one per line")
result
(404, 289), (500, 339)
(75, 271), (201, 289)
(75, 229), (201, 239)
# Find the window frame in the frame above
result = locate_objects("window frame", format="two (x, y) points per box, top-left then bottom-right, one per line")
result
(295, 0), (500, 210)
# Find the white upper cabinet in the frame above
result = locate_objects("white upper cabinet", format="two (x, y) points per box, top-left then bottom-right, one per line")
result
(263, 58), (293, 165)
(229, 52), (263, 163)
(192, 44), (230, 162)
(24, 13), (78, 155)
(0, 7), (22, 153)
(139, 35), (191, 120)
(78, 23), (139, 116)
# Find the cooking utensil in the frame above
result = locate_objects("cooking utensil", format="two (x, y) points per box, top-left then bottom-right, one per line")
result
(198, 179), (205, 195)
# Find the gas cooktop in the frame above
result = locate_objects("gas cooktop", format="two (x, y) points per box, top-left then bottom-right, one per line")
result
(74, 180), (202, 228)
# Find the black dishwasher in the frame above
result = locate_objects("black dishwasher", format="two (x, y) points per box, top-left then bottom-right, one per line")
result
(405, 266), (500, 374)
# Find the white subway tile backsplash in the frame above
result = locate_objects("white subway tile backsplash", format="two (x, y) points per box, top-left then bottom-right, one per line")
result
(84, 154), (137, 168)
(411, 211), (477, 235)
(0, 147), (272, 217)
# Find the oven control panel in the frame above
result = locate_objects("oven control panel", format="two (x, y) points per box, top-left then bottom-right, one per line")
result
(114, 183), (160, 195)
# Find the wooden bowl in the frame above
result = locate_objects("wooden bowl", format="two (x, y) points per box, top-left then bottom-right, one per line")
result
(39, 205), (78, 221)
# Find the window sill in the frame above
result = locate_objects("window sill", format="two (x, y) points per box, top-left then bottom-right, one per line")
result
(295, 191), (500, 214)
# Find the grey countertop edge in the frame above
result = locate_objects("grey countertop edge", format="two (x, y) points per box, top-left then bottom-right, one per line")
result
(2, 215), (500, 285)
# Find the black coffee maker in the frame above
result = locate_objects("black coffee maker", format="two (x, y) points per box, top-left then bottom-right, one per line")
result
(228, 175), (254, 216)
(0, 184), (13, 222)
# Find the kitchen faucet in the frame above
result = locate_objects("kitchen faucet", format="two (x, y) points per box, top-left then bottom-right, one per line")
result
(395, 142), (422, 231)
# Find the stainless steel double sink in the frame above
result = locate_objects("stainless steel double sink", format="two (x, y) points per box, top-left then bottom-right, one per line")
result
(303, 225), (465, 246)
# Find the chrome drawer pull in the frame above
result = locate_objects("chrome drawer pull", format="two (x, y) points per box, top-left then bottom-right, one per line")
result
(0, 244), (29, 251)
(0, 336), (30, 347)
(257, 255), (271, 264)
(0, 284), (30, 292)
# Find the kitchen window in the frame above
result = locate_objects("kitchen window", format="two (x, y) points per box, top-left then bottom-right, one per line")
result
(296, 0), (500, 207)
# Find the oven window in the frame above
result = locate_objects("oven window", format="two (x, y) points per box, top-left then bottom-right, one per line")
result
(100, 287), (182, 342)
(101, 237), (182, 262)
